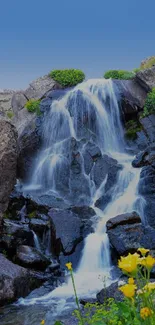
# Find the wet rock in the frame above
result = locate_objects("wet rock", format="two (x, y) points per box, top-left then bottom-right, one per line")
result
(48, 208), (93, 269)
(0, 219), (34, 253)
(16, 245), (51, 270)
(107, 211), (155, 255)
(113, 79), (147, 117)
(136, 65), (155, 91)
(0, 118), (17, 221)
(0, 253), (39, 306)
(29, 218), (49, 235)
(93, 154), (120, 188)
(132, 145), (155, 168)
(132, 150), (149, 167)
(40, 97), (52, 113)
(97, 281), (124, 303)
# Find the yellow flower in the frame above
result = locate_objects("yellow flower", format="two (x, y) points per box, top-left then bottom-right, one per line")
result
(139, 255), (155, 269)
(143, 282), (155, 291)
(65, 262), (72, 270)
(118, 253), (140, 274)
(140, 307), (153, 319)
(128, 278), (134, 284)
(138, 248), (150, 256)
(40, 320), (45, 325)
(119, 283), (137, 298)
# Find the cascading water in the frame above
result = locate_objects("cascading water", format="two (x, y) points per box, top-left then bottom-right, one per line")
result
(18, 79), (145, 322)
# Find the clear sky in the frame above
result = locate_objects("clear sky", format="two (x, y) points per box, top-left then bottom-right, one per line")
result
(0, 0), (155, 89)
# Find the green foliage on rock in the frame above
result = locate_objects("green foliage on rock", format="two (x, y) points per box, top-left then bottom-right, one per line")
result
(125, 120), (142, 140)
(49, 69), (85, 87)
(104, 70), (135, 80)
(25, 99), (41, 115)
(142, 88), (155, 117)
(7, 111), (14, 119)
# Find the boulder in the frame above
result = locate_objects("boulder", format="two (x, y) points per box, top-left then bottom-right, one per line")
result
(29, 218), (49, 235)
(16, 245), (50, 270)
(113, 79), (147, 117)
(11, 92), (27, 116)
(48, 208), (93, 269)
(132, 145), (155, 168)
(140, 115), (155, 143)
(24, 75), (62, 100)
(106, 211), (155, 255)
(97, 281), (124, 303)
(0, 89), (16, 116)
(0, 253), (38, 306)
(136, 66), (155, 91)
(0, 118), (17, 222)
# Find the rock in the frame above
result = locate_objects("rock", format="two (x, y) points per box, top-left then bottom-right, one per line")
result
(24, 75), (62, 100)
(140, 115), (155, 143)
(29, 218), (49, 235)
(113, 79), (147, 117)
(16, 245), (50, 270)
(0, 219), (34, 253)
(0, 253), (39, 306)
(132, 145), (155, 167)
(97, 282), (124, 303)
(0, 90), (16, 116)
(107, 211), (155, 255)
(106, 211), (141, 230)
(0, 118), (17, 222)
(136, 66), (155, 91)
(93, 154), (120, 188)
(140, 56), (155, 69)
(11, 92), (27, 116)
(132, 150), (148, 167)
(48, 208), (93, 269)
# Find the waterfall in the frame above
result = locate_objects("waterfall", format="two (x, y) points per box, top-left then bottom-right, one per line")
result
(32, 230), (41, 252)
(19, 79), (145, 312)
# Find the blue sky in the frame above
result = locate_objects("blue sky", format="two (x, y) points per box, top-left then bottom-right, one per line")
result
(0, 0), (155, 89)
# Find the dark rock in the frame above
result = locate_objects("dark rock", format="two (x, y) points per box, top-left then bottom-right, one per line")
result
(93, 154), (120, 188)
(97, 281), (124, 303)
(136, 66), (155, 91)
(0, 118), (17, 221)
(16, 245), (51, 270)
(132, 150), (148, 167)
(29, 218), (49, 235)
(40, 97), (52, 113)
(0, 253), (40, 306)
(113, 79), (147, 117)
(106, 211), (141, 230)
(24, 75), (62, 100)
(140, 114), (155, 143)
(107, 211), (155, 255)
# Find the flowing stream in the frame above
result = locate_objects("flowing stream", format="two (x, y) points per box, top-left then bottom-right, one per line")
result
(0, 79), (145, 324)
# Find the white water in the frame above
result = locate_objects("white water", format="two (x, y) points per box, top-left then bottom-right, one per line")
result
(32, 230), (41, 252)
(19, 79), (145, 316)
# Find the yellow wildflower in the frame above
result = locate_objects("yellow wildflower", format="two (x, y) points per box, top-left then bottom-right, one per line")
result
(139, 255), (155, 269)
(119, 283), (137, 298)
(40, 320), (45, 325)
(143, 282), (155, 291)
(65, 262), (72, 270)
(128, 278), (134, 284)
(118, 253), (140, 274)
(138, 248), (150, 256)
(140, 307), (153, 319)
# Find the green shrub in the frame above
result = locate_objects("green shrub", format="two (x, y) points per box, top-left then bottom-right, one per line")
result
(142, 88), (155, 117)
(25, 99), (41, 115)
(7, 111), (14, 119)
(104, 70), (135, 80)
(49, 69), (85, 87)
(133, 68), (141, 73)
(125, 120), (142, 140)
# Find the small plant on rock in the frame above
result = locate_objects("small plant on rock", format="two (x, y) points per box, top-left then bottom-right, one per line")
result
(104, 70), (135, 80)
(25, 99), (41, 115)
(142, 88), (155, 117)
(49, 69), (85, 87)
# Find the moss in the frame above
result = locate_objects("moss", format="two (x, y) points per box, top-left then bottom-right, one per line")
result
(28, 211), (36, 218)
(140, 57), (155, 70)
(7, 111), (14, 119)
(104, 70), (135, 80)
(3, 211), (10, 219)
(49, 69), (85, 87)
(25, 99), (41, 115)
(125, 120), (142, 140)
(142, 88), (155, 117)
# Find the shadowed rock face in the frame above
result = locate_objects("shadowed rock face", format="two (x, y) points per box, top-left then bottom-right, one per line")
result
(136, 66), (155, 91)
(0, 118), (17, 223)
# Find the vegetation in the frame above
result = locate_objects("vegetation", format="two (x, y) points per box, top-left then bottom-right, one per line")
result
(141, 88), (155, 117)
(51, 248), (155, 325)
(125, 120), (142, 140)
(7, 110), (14, 119)
(49, 69), (85, 87)
(104, 70), (135, 80)
(140, 57), (155, 70)
(25, 99), (41, 115)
